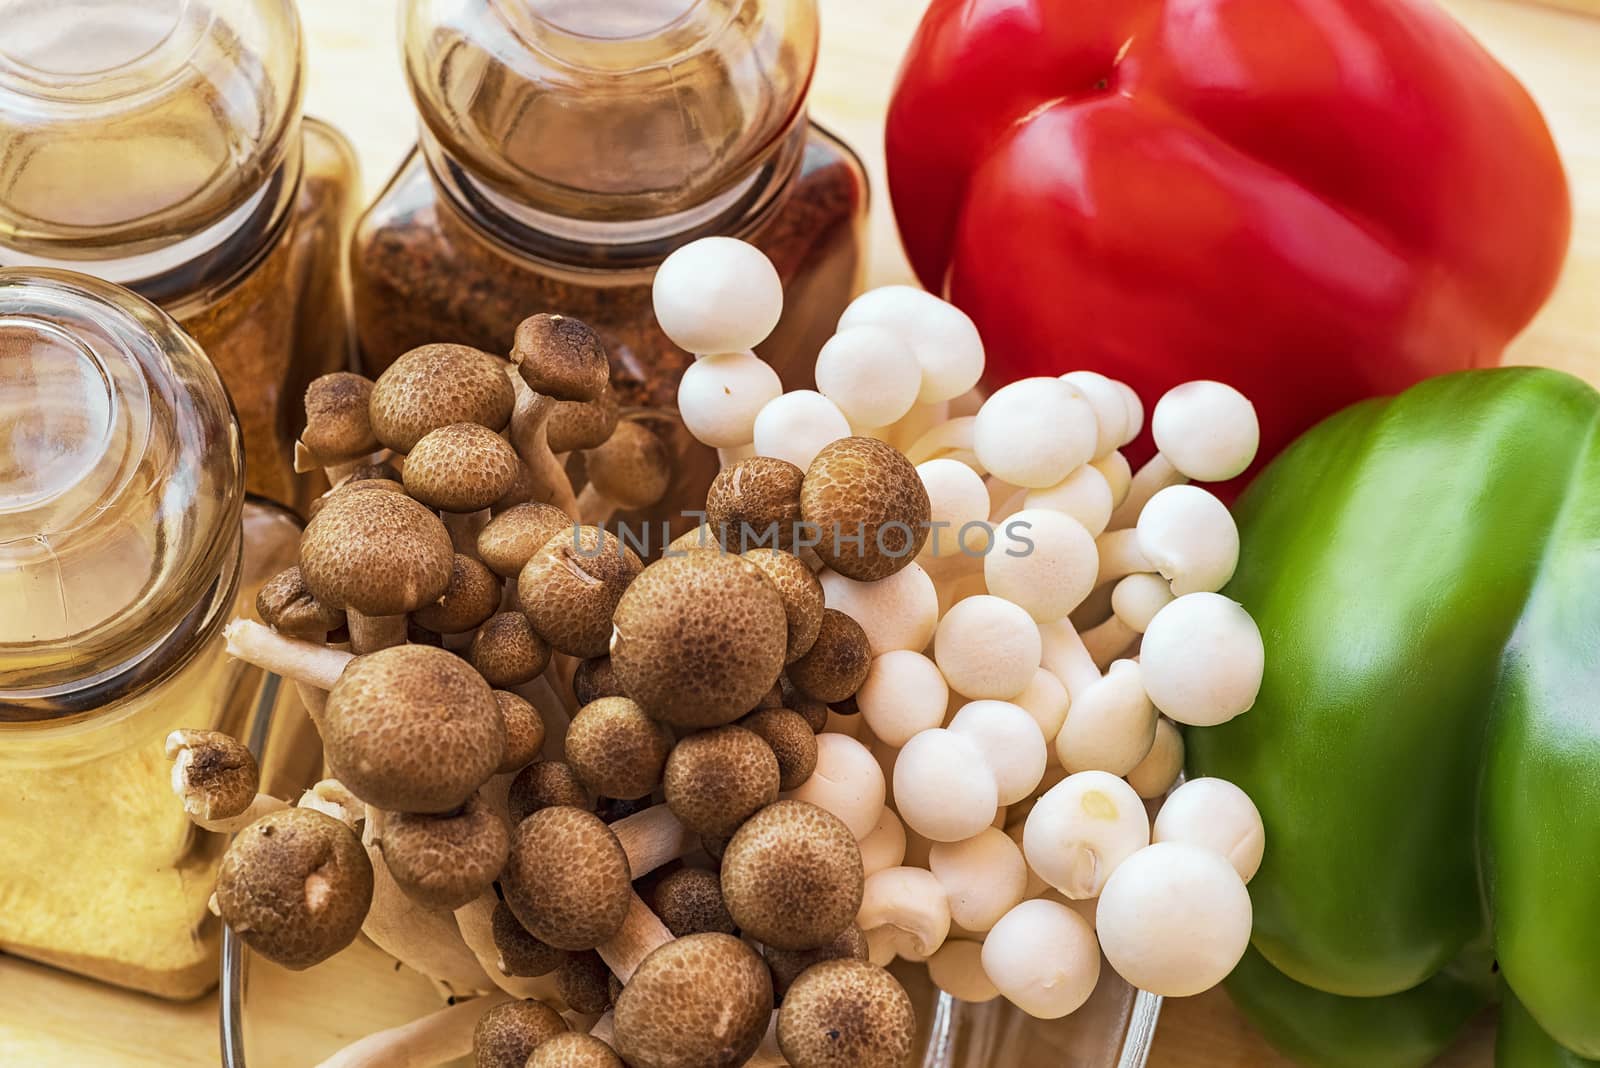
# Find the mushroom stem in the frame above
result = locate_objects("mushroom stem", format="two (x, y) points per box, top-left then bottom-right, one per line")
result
(718, 443), (756, 469)
(1038, 619), (1102, 701)
(588, 1013), (616, 1044)
(226, 619), (352, 689)
(312, 992), (512, 1068)
(1094, 528), (1154, 588)
(610, 805), (694, 878)
(192, 793), (289, 834)
(442, 509), (491, 557)
(454, 892), (567, 1003)
(596, 892), (673, 983)
(1107, 453), (1183, 530)
(347, 610), (408, 655)
(510, 379), (581, 520)
(1082, 614), (1138, 671)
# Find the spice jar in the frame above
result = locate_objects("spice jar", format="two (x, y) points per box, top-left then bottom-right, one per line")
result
(353, 0), (869, 531)
(0, 0), (359, 515)
(0, 269), (304, 999)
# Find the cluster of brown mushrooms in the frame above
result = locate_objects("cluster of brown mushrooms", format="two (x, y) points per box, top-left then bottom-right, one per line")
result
(168, 316), (920, 1068)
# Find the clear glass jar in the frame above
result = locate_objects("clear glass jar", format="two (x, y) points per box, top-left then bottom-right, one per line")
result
(353, 0), (869, 531)
(0, 269), (303, 1000)
(0, 0), (360, 515)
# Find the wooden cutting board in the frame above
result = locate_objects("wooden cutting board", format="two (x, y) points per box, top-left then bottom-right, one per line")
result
(1, 0), (1595, 1064)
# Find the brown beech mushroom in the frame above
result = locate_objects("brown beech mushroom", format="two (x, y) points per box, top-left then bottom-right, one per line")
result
(776, 959), (915, 1068)
(800, 437), (931, 581)
(740, 708), (819, 791)
(509, 314), (613, 518)
(547, 380), (621, 455)
(317, 993), (512, 1068)
(565, 697), (673, 801)
(653, 868), (736, 937)
(556, 950), (615, 1015)
(492, 900), (564, 978)
(573, 656), (627, 705)
(519, 526), (642, 658)
(528, 1032), (624, 1068)
(707, 455), (805, 552)
(256, 565), (346, 640)
(613, 933), (774, 1068)
(379, 794), (511, 910)
(508, 761), (590, 825)
(404, 422), (521, 551)
(345, 459), (402, 484)
(472, 998), (568, 1068)
(786, 609), (871, 704)
(296, 372), (379, 479)
(493, 691), (547, 775)
(478, 502), (571, 580)
(663, 726), (780, 838)
(370, 343), (516, 453)
(215, 808), (373, 970)
(501, 806), (632, 950)
(611, 551), (788, 728)
(166, 730), (287, 833)
(720, 800), (863, 951)
(471, 612), (552, 689)
(322, 645), (505, 813)
(577, 418), (673, 524)
(412, 553), (501, 635)
(764, 925), (869, 999)
(299, 488), (454, 652)
(743, 548), (825, 664)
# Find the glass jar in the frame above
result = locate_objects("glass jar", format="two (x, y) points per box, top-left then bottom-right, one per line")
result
(353, 0), (869, 531)
(0, 269), (303, 1000)
(0, 0), (359, 516)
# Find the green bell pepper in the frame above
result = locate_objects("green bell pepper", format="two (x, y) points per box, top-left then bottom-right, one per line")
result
(1187, 368), (1600, 1065)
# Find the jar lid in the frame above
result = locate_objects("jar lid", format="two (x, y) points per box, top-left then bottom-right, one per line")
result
(0, 269), (243, 706)
(0, 0), (303, 278)
(404, 0), (818, 232)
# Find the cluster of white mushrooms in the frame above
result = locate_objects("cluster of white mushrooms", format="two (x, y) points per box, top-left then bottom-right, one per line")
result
(164, 236), (1268, 1068)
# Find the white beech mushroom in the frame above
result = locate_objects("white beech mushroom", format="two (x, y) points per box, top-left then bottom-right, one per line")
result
(677, 350), (785, 462)
(776, 959), (916, 1068)
(564, 697), (673, 801)
(946, 700), (1048, 807)
(856, 807), (908, 878)
(1126, 717), (1186, 799)
(980, 898), (1100, 1018)
(472, 998), (569, 1068)
(166, 729), (287, 833)
(933, 595), (1042, 701)
(1139, 591), (1266, 726)
(753, 390), (852, 472)
(800, 436), (931, 582)
(720, 800), (864, 951)
(519, 526), (643, 659)
(785, 732), (886, 841)
(928, 826), (1028, 934)
(1108, 379), (1260, 529)
(313, 993), (512, 1068)
(973, 377), (1098, 490)
(1153, 776), (1266, 882)
(610, 550), (788, 728)
(1024, 463), (1117, 537)
(926, 939), (1000, 1003)
(856, 650), (948, 748)
(612, 932), (774, 1068)
(813, 324), (922, 431)
(984, 507), (1100, 623)
(891, 727), (998, 843)
(916, 456), (991, 564)
(1022, 770), (1150, 899)
(296, 372), (380, 481)
(403, 421), (522, 552)
(904, 415), (981, 471)
(1133, 483), (1240, 595)
(652, 236), (784, 356)
(298, 487), (455, 652)
(1095, 842), (1253, 997)
(1010, 667), (1070, 758)
(1082, 571), (1174, 668)
(663, 725), (780, 839)
(1060, 370), (1142, 462)
(836, 285), (985, 406)
(856, 865), (951, 964)
(742, 548), (825, 663)
(818, 563), (940, 657)
(576, 418), (673, 524)
(508, 314), (613, 519)
(1052, 659), (1158, 776)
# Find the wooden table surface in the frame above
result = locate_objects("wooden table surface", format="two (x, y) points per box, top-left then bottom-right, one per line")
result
(2, 0), (1596, 1064)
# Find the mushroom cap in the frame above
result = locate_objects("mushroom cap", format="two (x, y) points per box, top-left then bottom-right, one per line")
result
(928, 826), (1029, 933)
(985, 508), (1100, 623)
(493, 690), (548, 775)
(652, 236), (784, 354)
(573, 656), (627, 705)
(584, 419), (672, 510)
(932, 595), (1042, 701)
(856, 865), (951, 963)
(255, 565), (346, 637)
(165, 729), (259, 822)
(785, 733), (886, 840)
(370, 343), (516, 452)
(707, 457), (805, 553)
(1126, 718), (1185, 800)
(299, 489), (454, 617)
(519, 526), (643, 658)
(215, 808), (373, 970)
(801, 437), (930, 581)
(1022, 770), (1150, 899)
(1060, 370), (1134, 460)
(300, 372), (377, 463)
(511, 314), (611, 402)
(786, 609), (871, 704)
(501, 806), (632, 950)
(492, 901), (564, 977)
(856, 808), (908, 879)
(856, 650), (948, 749)
(472, 998), (568, 1068)
(547, 381), (620, 454)
(678, 350), (784, 449)
(891, 728), (998, 843)
(1139, 592), (1264, 727)
(742, 548), (824, 664)
(764, 924), (869, 999)
(776, 959), (915, 1068)
(306, 472), (407, 520)
(721, 800), (863, 951)
(927, 939), (1001, 1004)
(403, 422), (521, 513)
(837, 285), (984, 404)
(509, 760), (591, 825)
(471, 611), (553, 689)
(380, 793), (511, 910)
(412, 553), (501, 634)
(973, 378), (1099, 489)
(813, 324), (922, 430)
(322, 645), (504, 813)
(527, 1032), (625, 1068)
(1053, 659), (1158, 776)
(663, 725), (780, 838)
(740, 708), (818, 791)
(478, 502), (571, 578)
(980, 898), (1100, 1018)
(1152, 776), (1265, 883)
(1150, 380), (1259, 482)
(916, 457), (991, 561)
(613, 933), (774, 1068)
(556, 950), (615, 1015)
(611, 551), (788, 728)
(653, 866), (736, 937)
(1135, 484), (1240, 596)
(753, 389), (852, 471)
(565, 697), (674, 801)
(947, 700), (1048, 806)
(344, 459), (403, 484)
(1024, 463), (1116, 538)
(818, 565), (939, 658)
(777, 676), (830, 733)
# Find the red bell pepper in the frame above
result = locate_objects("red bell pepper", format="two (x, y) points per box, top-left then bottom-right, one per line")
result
(886, 0), (1569, 469)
